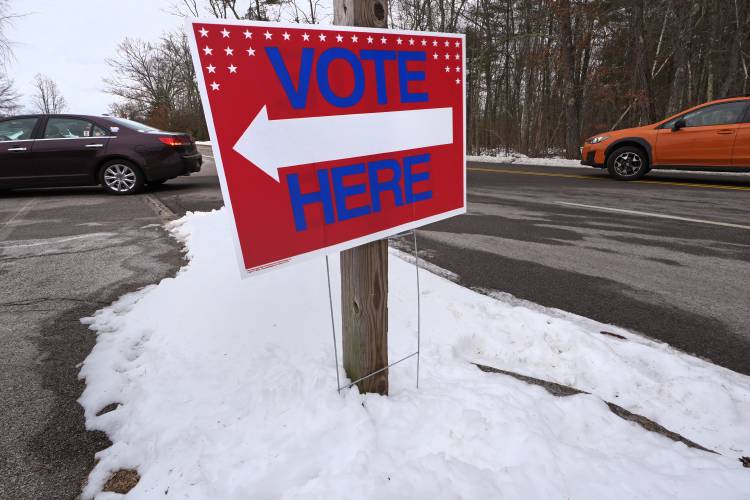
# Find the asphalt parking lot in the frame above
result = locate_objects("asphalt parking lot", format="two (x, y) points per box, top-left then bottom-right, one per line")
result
(1, 145), (748, 497)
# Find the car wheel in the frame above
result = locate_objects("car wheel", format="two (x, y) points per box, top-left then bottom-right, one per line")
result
(606, 146), (649, 180)
(99, 161), (144, 195)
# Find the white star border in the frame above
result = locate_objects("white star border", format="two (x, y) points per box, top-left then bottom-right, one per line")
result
(194, 24), (465, 89)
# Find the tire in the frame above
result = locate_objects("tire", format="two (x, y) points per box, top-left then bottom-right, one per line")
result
(606, 146), (649, 180)
(99, 160), (144, 195)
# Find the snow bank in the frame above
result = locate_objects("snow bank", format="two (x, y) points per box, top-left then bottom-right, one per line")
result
(78, 209), (750, 499)
(468, 152), (584, 168)
(468, 152), (750, 177)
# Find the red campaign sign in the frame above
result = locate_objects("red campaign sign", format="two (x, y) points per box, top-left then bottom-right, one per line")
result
(187, 19), (466, 274)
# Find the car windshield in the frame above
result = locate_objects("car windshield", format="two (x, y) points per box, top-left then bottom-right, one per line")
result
(107, 117), (160, 133)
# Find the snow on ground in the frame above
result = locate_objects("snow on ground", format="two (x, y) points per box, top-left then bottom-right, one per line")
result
(468, 153), (585, 168)
(468, 152), (750, 177)
(78, 209), (750, 499)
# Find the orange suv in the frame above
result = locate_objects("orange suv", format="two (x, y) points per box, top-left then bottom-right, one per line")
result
(581, 96), (750, 180)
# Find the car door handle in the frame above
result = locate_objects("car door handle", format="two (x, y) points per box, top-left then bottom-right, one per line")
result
(85, 143), (105, 148)
(717, 129), (735, 135)
(7, 147), (27, 151)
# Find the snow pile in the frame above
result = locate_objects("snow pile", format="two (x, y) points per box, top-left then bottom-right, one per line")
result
(468, 151), (750, 177)
(468, 152), (584, 168)
(78, 209), (750, 499)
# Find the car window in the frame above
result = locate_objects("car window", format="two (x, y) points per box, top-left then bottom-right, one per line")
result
(44, 118), (95, 139)
(0, 118), (38, 142)
(92, 125), (109, 137)
(107, 116), (159, 132)
(663, 101), (748, 128)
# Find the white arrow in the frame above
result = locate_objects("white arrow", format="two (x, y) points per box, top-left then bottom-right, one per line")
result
(232, 106), (454, 182)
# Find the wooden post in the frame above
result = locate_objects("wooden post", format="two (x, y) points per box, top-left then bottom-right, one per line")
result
(334, 0), (389, 395)
(334, 0), (388, 27)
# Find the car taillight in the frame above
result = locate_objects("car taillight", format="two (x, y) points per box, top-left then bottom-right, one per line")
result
(159, 136), (190, 147)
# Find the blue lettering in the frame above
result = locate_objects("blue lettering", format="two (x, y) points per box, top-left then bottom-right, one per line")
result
(368, 159), (403, 212)
(398, 51), (428, 103)
(317, 48), (365, 108)
(266, 47), (314, 109)
(404, 153), (432, 203)
(287, 170), (335, 231)
(361, 50), (396, 104)
(287, 155), (433, 231)
(331, 163), (371, 221)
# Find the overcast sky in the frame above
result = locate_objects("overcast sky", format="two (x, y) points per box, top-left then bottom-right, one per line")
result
(6, 0), (184, 114)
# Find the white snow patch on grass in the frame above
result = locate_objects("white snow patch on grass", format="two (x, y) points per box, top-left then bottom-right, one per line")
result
(78, 209), (750, 499)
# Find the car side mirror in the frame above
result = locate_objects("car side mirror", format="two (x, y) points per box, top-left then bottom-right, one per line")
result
(109, 126), (120, 135)
(672, 118), (686, 131)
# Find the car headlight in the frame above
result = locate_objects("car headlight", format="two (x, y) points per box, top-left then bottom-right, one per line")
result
(586, 135), (610, 144)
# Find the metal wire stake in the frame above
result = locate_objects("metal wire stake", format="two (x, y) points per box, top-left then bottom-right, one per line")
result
(325, 256), (342, 392)
(341, 352), (418, 390)
(327, 234), (422, 394)
(413, 230), (421, 389)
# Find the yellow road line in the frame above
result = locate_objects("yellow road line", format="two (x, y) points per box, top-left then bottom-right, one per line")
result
(469, 167), (600, 180)
(467, 167), (750, 191)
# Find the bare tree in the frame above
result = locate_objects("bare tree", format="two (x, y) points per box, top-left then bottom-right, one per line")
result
(105, 38), (182, 117)
(0, 0), (20, 115)
(171, 0), (270, 20)
(290, 0), (324, 23)
(0, 0), (14, 65)
(390, 0), (750, 158)
(556, 0), (581, 158)
(170, 0), (328, 22)
(31, 74), (67, 114)
(0, 76), (19, 116)
(105, 33), (207, 138)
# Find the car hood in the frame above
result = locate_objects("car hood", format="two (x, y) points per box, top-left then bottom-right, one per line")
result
(587, 125), (652, 142)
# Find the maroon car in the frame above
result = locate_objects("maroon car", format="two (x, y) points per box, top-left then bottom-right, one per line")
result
(0, 114), (202, 194)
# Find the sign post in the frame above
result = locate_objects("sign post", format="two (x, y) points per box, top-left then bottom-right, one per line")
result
(334, 0), (390, 395)
(186, 8), (466, 395)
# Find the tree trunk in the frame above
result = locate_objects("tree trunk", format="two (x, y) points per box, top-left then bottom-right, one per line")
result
(557, 0), (580, 158)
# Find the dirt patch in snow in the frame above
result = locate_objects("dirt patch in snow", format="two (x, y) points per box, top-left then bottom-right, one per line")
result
(103, 469), (140, 494)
